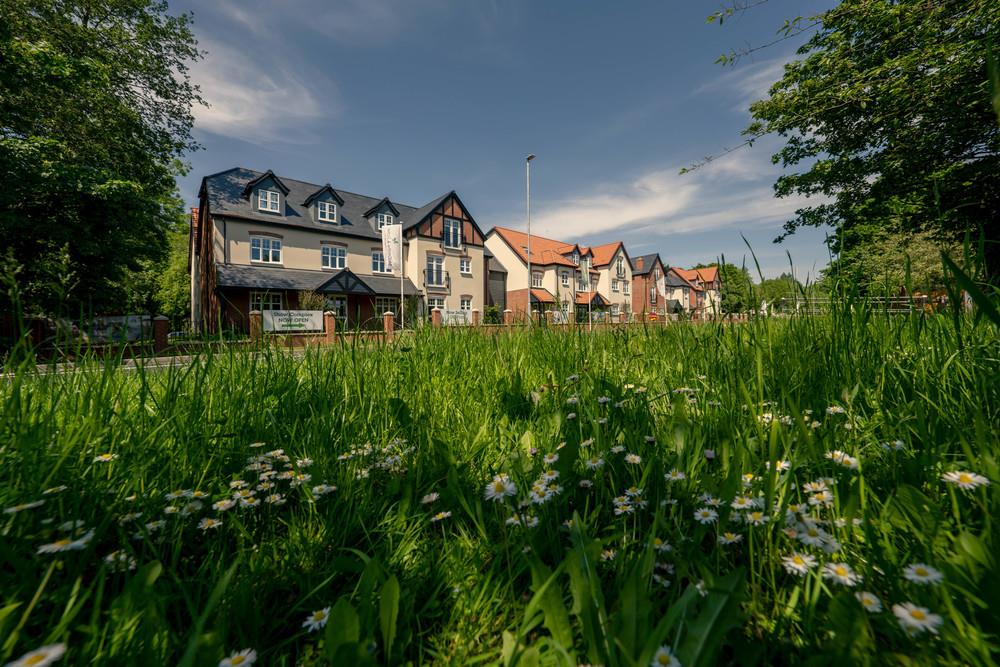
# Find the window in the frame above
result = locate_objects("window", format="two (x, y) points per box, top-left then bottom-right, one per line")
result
(427, 297), (445, 311)
(616, 256), (625, 277)
(377, 212), (393, 229)
(250, 236), (282, 264)
(443, 218), (462, 248)
(372, 251), (387, 273)
(531, 272), (543, 288)
(426, 255), (445, 286)
(577, 276), (586, 291)
(250, 291), (282, 311)
(654, 267), (661, 281)
(321, 245), (345, 270)
(624, 281), (630, 295)
(571, 251), (579, 265)
(650, 287), (657, 304)
(328, 296), (347, 320)
(611, 304), (621, 316)
(257, 189), (280, 212)
(612, 279), (620, 293)
(460, 297), (472, 311)
(460, 257), (472, 275)
(375, 297), (399, 317)
(317, 201), (337, 222)
(561, 271), (569, 288)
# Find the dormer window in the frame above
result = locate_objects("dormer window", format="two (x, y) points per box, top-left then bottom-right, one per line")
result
(572, 251), (579, 265)
(616, 256), (625, 278)
(443, 218), (462, 249)
(258, 189), (280, 213)
(317, 201), (337, 223)
(378, 213), (394, 230)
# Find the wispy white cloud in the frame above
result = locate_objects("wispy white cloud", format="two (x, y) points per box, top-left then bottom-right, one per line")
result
(694, 57), (790, 113)
(528, 147), (811, 239)
(190, 39), (336, 145)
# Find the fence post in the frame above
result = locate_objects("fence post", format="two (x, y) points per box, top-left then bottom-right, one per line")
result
(249, 310), (263, 340)
(324, 311), (337, 343)
(544, 311), (554, 326)
(431, 307), (442, 328)
(471, 308), (481, 326)
(153, 315), (169, 353)
(383, 311), (395, 336)
(503, 309), (513, 326)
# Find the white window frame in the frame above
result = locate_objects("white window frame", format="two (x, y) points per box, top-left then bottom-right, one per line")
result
(257, 189), (280, 213)
(321, 245), (346, 270)
(616, 256), (625, 277)
(250, 236), (282, 264)
(317, 201), (337, 223)
(377, 212), (393, 230)
(250, 291), (283, 311)
(460, 297), (472, 312)
(531, 272), (543, 288)
(612, 279), (620, 293)
(426, 255), (445, 286)
(443, 217), (462, 249)
(459, 257), (472, 275)
(560, 271), (569, 288)
(624, 281), (630, 295)
(427, 297), (445, 311)
(372, 251), (387, 274)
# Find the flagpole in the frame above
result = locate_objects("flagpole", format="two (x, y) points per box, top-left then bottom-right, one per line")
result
(399, 232), (405, 329)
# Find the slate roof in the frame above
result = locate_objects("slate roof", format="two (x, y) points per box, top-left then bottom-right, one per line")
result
(215, 264), (419, 296)
(630, 253), (661, 276)
(664, 270), (694, 289)
(200, 167), (451, 242)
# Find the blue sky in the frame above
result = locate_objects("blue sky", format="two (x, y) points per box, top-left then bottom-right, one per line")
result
(173, 0), (836, 280)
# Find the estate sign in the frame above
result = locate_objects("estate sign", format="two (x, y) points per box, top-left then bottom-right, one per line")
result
(262, 310), (324, 333)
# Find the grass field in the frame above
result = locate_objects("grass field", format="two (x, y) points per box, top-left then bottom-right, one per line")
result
(1, 308), (998, 666)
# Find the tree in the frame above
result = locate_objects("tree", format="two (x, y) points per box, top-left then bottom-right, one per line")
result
(0, 0), (202, 316)
(714, 1), (1000, 278)
(712, 263), (754, 314)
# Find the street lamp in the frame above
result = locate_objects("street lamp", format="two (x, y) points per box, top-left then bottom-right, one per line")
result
(526, 154), (535, 323)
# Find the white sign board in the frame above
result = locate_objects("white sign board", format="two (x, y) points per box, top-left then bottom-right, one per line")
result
(262, 310), (324, 333)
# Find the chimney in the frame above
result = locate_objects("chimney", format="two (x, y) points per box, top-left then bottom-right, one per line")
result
(636, 257), (644, 270)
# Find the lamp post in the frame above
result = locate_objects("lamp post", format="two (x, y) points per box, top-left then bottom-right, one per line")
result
(526, 154), (535, 323)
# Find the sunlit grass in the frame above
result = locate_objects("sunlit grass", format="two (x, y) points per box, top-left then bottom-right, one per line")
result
(1, 309), (997, 665)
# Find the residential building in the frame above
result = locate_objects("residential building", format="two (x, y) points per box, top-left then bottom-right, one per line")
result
(673, 266), (722, 316)
(664, 267), (696, 313)
(485, 227), (608, 320)
(630, 253), (671, 316)
(587, 241), (633, 318)
(190, 167), (488, 332)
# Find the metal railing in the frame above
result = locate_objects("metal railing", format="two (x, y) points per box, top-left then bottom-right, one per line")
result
(424, 269), (450, 290)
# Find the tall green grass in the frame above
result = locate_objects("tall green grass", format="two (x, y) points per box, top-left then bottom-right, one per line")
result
(1, 310), (997, 665)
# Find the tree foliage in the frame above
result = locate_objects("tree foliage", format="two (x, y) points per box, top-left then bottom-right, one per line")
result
(0, 0), (202, 315)
(735, 0), (1000, 278)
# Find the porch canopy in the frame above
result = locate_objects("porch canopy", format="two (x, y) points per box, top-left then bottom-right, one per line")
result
(574, 291), (609, 307)
(530, 288), (556, 304)
(216, 265), (419, 296)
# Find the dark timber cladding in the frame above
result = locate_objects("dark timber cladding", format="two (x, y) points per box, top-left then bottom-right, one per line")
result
(412, 194), (484, 246)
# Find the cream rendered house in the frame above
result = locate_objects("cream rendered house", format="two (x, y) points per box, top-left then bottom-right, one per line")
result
(586, 242), (633, 318)
(191, 168), (488, 332)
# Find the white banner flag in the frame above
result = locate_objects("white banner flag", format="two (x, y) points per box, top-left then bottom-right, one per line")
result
(381, 223), (403, 276)
(656, 276), (667, 296)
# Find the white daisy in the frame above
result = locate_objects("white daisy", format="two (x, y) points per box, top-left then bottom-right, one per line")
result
(665, 469), (686, 482)
(624, 453), (641, 465)
(92, 453), (118, 463)
(892, 602), (943, 635)
(4, 500), (45, 514)
(693, 507), (718, 524)
(484, 475), (517, 502)
(718, 532), (743, 545)
(822, 562), (861, 587)
(543, 453), (559, 465)
(420, 492), (439, 504)
(5, 643), (66, 667)
(855, 591), (882, 613)
(781, 552), (817, 576)
(303, 607), (330, 632)
(212, 499), (236, 512)
(903, 563), (944, 586)
(650, 644), (681, 667)
(584, 457), (605, 470)
(430, 511), (451, 522)
(219, 648), (257, 667)
(198, 517), (222, 531)
(941, 471), (990, 490)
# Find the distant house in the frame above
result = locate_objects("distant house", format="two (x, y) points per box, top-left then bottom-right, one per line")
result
(587, 241), (633, 318)
(190, 167), (488, 332)
(630, 253), (668, 316)
(485, 227), (609, 320)
(673, 266), (722, 316)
